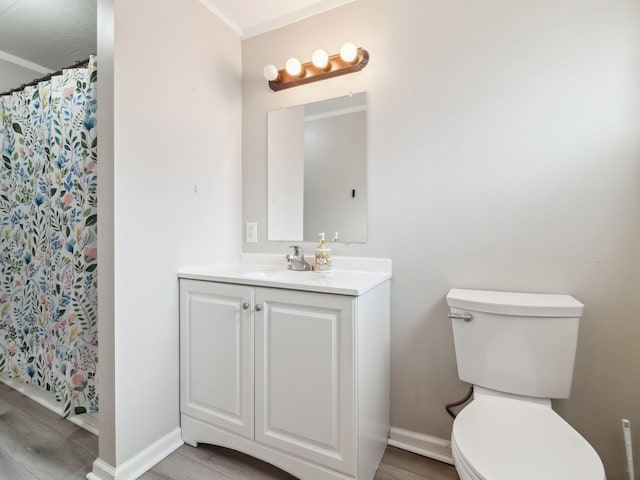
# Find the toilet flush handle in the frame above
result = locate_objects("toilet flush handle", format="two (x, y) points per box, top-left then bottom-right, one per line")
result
(448, 312), (473, 322)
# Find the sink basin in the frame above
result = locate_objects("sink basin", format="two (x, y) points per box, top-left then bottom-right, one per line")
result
(242, 269), (327, 282)
(179, 257), (392, 295)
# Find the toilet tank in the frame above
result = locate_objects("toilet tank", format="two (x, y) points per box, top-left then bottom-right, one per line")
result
(446, 289), (584, 399)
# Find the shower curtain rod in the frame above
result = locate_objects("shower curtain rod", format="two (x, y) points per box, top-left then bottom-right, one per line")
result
(0, 58), (91, 97)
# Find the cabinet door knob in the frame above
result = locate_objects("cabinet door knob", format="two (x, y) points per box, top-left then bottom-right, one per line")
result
(255, 304), (263, 312)
(242, 302), (250, 310)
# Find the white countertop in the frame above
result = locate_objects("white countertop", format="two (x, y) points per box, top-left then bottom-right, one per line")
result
(178, 254), (392, 296)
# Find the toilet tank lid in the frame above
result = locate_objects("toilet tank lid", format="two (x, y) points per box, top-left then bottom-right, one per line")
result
(446, 289), (584, 317)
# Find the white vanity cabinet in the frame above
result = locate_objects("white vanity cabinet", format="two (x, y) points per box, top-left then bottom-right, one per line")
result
(179, 281), (254, 440)
(179, 269), (390, 480)
(253, 287), (356, 475)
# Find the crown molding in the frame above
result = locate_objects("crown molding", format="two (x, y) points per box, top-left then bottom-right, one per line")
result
(0, 49), (52, 74)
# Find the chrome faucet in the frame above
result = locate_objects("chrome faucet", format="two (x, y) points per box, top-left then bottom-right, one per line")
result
(286, 245), (314, 271)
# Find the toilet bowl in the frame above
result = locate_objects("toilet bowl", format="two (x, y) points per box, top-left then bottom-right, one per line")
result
(451, 391), (605, 480)
(446, 288), (606, 480)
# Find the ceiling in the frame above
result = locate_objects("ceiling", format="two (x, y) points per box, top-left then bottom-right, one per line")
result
(0, 0), (96, 73)
(199, 0), (356, 38)
(0, 0), (353, 76)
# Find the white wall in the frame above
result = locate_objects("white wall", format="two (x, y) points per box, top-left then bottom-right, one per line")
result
(0, 57), (41, 93)
(97, 0), (242, 472)
(242, 1), (640, 478)
(96, 0), (115, 466)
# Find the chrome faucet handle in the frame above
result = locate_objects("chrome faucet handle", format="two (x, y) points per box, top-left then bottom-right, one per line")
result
(286, 245), (314, 271)
(289, 245), (303, 257)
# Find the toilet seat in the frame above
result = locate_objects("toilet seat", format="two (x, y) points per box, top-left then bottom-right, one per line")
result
(452, 396), (605, 480)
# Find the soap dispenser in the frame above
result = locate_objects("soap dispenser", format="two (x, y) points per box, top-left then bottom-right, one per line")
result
(315, 233), (332, 272)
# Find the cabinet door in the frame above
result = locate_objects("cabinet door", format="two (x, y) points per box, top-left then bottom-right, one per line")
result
(254, 287), (356, 475)
(180, 280), (253, 439)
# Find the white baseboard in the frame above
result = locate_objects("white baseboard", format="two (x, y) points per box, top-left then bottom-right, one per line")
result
(86, 427), (183, 480)
(387, 427), (454, 465)
(86, 458), (115, 480)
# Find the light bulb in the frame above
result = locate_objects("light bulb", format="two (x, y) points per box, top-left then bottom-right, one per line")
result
(311, 49), (329, 69)
(340, 42), (358, 63)
(263, 64), (279, 81)
(285, 57), (303, 76)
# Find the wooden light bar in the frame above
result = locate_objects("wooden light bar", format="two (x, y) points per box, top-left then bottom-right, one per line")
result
(267, 48), (369, 91)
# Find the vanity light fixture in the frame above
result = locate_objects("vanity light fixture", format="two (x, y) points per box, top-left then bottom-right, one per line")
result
(340, 42), (358, 63)
(285, 57), (303, 77)
(311, 49), (329, 70)
(263, 42), (369, 91)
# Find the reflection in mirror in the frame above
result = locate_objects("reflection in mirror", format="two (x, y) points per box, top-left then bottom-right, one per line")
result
(267, 92), (367, 243)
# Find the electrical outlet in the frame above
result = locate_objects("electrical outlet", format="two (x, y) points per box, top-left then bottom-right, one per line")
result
(246, 222), (258, 243)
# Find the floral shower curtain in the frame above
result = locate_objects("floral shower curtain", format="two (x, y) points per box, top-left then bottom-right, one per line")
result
(0, 56), (98, 417)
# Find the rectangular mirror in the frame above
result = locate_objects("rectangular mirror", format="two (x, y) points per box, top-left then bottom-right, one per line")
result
(267, 92), (367, 243)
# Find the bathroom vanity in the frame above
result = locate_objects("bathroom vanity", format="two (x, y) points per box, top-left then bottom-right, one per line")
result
(178, 256), (391, 480)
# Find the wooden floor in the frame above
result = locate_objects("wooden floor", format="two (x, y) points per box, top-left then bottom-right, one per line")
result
(0, 381), (98, 479)
(140, 443), (460, 480)
(0, 382), (459, 480)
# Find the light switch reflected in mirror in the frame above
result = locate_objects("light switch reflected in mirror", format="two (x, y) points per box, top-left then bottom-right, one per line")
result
(267, 92), (367, 243)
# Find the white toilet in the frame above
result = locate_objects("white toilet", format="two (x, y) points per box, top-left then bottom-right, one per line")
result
(446, 288), (606, 480)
